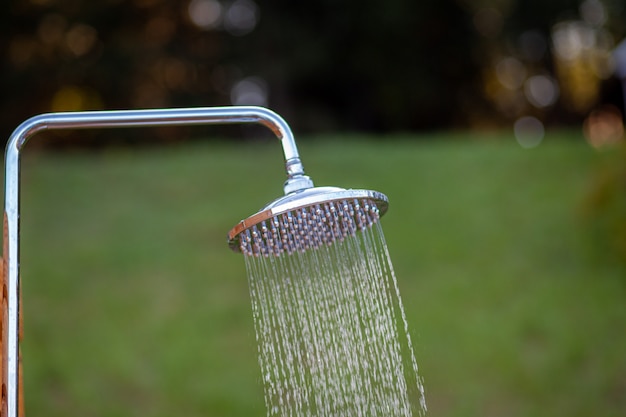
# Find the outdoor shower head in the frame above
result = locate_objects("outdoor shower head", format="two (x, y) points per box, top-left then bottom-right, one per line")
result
(227, 183), (389, 257)
(226, 117), (389, 257)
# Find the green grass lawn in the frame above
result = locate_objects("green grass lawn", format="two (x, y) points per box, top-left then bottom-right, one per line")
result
(11, 131), (626, 417)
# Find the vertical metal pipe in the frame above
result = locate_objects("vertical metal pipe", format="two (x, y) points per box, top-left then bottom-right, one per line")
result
(2, 106), (311, 417)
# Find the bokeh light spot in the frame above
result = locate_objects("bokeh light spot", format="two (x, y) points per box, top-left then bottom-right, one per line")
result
(188, 0), (222, 30)
(524, 75), (559, 108)
(51, 86), (102, 112)
(552, 21), (594, 61)
(145, 16), (176, 45)
(159, 58), (190, 90)
(514, 116), (544, 148)
(65, 24), (98, 56)
(224, 0), (258, 36)
(133, 81), (168, 108)
(230, 76), (267, 106)
(615, 39), (626, 79)
(8, 37), (37, 68)
(38, 14), (67, 46)
(496, 57), (526, 90)
(583, 105), (625, 149)
(580, 0), (607, 27)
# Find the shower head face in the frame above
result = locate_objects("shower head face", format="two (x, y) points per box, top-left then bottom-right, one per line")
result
(228, 187), (389, 256)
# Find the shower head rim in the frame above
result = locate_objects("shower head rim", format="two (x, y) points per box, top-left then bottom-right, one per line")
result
(227, 187), (388, 252)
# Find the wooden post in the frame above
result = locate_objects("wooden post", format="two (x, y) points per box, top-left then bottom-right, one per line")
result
(2, 212), (23, 417)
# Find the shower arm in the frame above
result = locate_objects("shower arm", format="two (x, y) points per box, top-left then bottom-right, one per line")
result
(2, 106), (313, 417)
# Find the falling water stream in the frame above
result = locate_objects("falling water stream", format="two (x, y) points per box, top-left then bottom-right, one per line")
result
(242, 204), (427, 417)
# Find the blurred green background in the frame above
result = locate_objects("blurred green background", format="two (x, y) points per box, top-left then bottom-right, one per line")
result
(13, 133), (626, 417)
(2, 0), (626, 416)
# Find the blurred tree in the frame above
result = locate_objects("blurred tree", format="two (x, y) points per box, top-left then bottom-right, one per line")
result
(1, 0), (625, 145)
(250, 0), (481, 132)
(0, 0), (232, 145)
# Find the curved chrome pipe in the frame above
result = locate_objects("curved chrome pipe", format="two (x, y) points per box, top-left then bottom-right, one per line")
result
(2, 106), (311, 417)
(6, 106), (313, 194)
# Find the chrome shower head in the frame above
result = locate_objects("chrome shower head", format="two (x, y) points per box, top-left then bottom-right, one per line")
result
(219, 107), (388, 256)
(228, 186), (389, 256)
